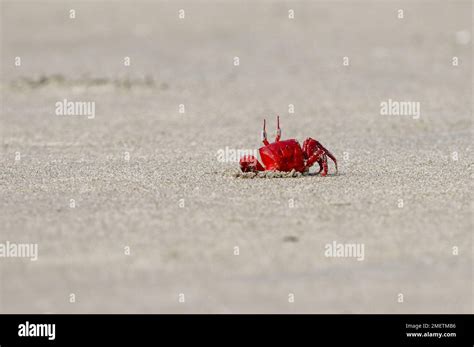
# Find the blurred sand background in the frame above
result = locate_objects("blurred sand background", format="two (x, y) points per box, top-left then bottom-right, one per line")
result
(0, 0), (472, 313)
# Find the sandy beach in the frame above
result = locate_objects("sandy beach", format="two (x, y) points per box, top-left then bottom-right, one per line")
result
(0, 0), (472, 313)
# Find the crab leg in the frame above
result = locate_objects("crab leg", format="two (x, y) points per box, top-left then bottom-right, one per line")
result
(316, 159), (323, 174)
(324, 150), (338, 174)
(315, 141), (338, 174)
(305, 148), (325, 170)
(320, 154), (329, 176)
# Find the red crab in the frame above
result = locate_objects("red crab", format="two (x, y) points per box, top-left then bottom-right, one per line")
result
(239, 116), (338, 176)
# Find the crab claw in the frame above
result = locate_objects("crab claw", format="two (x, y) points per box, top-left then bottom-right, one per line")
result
(302, 138), (338, 175)
(239, 155), (265, 172)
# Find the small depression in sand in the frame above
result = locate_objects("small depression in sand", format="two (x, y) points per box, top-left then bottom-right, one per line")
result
(229, 169), (309, 179)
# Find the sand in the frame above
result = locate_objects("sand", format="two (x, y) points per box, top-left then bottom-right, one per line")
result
(0, 1), (472, 313)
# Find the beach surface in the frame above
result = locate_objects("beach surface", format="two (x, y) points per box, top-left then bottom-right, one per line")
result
(0, 0), (472, 313)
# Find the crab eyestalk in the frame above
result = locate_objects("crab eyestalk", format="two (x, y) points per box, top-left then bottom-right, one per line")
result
(261, 119), (269, 145)
(275, 115), (281, 141)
